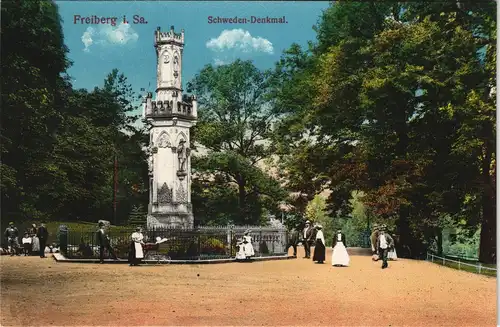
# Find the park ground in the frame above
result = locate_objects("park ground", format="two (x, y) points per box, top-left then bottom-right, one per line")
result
(1, 248), (496, 326)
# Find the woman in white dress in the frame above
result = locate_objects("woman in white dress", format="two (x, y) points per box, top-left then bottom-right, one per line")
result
(331, 229), (350, 267)
(235, 239), (246, 260)
(243, 230), (255, 259)
(129, 227), (145, 266)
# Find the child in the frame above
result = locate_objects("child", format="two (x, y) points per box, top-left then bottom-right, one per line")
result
(21, 233), (32, 256)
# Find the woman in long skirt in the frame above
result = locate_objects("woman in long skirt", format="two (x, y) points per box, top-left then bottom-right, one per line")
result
(312, 225), (326, 264)
(129, 227), (145, 266)
(30, 224), (40, 255)
(331, 229), (350, 267)
(243, 230), (255, 259)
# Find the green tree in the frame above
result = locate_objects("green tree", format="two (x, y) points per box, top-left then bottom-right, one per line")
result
(305, 194), (333, 242)
(1, 0), (71, 220)
(270, 1), (496, 261)
(187, 60), (286, 225)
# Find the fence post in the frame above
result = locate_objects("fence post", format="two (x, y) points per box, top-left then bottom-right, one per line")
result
(426, 252), (429, 261)
(197, 231), (201, 260)
(260, 228), (263, 257)
(478, 263), (482, 274)
(431, 254), (434, 263)
(458, 260), (461, 270)
(58, 225), (68, 256)
(442, 256), (445, 265)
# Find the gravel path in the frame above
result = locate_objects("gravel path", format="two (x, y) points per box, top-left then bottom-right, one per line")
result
(1, 248), (496, 326)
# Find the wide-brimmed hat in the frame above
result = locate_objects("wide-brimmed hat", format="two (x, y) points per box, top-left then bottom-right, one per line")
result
(244, 229), (252, 234)
(305, 220), (311, 224)
(316, 224), (323, 229)
(9, 222), (14, 225)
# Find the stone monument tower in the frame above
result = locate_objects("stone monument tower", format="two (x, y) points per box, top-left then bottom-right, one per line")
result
(143, 26), (197, 228)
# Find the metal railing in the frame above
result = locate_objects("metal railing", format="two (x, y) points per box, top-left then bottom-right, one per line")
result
(426, 252), (497, 276)
(59, 225), (288, 261)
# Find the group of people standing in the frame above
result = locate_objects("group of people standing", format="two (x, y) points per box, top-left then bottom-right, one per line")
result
(3, 222), (49, 258)
(235, 229), (255, 260)
(287, 220), (398, 269)
(96, 223), (169, 266)
(287, 220), (351, 267)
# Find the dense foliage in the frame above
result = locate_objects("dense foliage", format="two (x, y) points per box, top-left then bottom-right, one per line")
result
(270, 1), (496, 263)
(1, 1), (148, 228)
(2, 1), (495, 263)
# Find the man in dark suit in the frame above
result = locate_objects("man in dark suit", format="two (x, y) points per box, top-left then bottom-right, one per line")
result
(36, 222), (49, 258)
(97, 222), (118, 263)
(302, 220), (315, 258)
(285, 226), (299, 257)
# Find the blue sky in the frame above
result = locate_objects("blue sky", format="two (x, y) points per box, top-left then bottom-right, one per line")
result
(57, 1), (330, 102)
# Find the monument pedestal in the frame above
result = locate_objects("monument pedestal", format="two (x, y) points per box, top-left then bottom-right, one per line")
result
(147, 203), (194, 228)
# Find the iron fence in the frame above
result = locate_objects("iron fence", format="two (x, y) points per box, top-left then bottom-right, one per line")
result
(59, 225), (288, 261)
(426, 252), (497, 277)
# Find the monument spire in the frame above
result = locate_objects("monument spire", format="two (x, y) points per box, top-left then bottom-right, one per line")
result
(145, 26), (197, 228)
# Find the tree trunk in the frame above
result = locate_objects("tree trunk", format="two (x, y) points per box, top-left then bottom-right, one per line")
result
(478, 144), (496, 264)
(236, 175), (247, 223)
(436, 227), (443, 256)
(397, 206), (412, 258)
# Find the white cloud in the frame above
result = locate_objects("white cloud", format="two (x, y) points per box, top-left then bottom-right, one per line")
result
(206, 29), (273, 54)
(81, 27), (95, 52)
(213, 58), (226, 66)
(81, 23), (139, 52)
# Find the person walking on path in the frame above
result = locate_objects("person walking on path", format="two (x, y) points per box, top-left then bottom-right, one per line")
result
(302, 220), (315, 259)
(312, 224), (326, 264)
(36, 222), (49, 258)
(97, 222), (118, 263)
(4, 222), (19, 256)
(376, 225), (394, 269)
(331, 228), (350, 267)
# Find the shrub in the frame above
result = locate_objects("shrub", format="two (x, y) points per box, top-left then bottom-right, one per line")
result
(201, 237), (226, 255)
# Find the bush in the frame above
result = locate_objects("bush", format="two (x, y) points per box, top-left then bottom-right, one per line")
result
(201, 237), (226, 255)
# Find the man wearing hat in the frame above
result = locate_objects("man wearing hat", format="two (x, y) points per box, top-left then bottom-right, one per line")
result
(36, 222), (49, 258)
(376, 224), (394, 269)
(97, 222), (118, 263)
(302, 220), (315, 258)
(4, 222), (19, 256)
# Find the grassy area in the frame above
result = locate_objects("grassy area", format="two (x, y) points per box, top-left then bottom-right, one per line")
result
(431, 257), (496, 277)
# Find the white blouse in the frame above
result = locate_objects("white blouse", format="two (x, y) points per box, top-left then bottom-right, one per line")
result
(316, 230), (325, 245)
(131, 232), (144, 243)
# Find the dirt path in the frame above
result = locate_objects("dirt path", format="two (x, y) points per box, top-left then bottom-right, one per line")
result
(1, 248), (496, 326)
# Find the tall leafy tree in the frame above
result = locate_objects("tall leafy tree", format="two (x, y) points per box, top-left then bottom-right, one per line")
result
(188, 60), (286, 224)
(1, 0), (71, 220)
